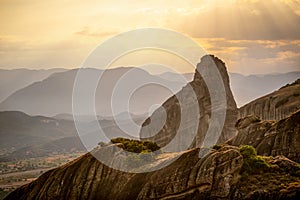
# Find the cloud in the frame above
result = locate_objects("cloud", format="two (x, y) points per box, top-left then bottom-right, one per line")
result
(166, 0), (300, 40)
(197, 38), (300, 74)
(0, 0), (299, 74)
(75, 27), (120, 38)
(0, 35), (95, 69)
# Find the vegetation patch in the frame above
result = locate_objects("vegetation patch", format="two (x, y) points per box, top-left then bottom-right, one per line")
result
(110, 137), (160, 153)
(110, 138), (161, 168)
(239, 145), (270, 175)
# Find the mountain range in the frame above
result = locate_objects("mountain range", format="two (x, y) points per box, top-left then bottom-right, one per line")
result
(0, 68), (66, 103)
(0, 68), (183, 116)
(0, 110), (147, 161)
(0, 68), (299, 117)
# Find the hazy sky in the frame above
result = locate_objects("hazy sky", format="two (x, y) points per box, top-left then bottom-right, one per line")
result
(1, 0), (300, 74)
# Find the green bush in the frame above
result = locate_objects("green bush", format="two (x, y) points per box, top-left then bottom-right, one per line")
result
(239, 145), (257, 158)
(239, 145), (270, 174)
(111, 137), (160, 153)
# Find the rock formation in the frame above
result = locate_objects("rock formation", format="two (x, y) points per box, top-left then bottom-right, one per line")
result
(228, 109), (300, 163)
(238, 79), (300, 121)
(140, 55), (238, 150)
(5, 141), (300, 200)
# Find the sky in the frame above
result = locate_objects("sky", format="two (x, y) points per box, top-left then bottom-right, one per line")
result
(0, 0), (300, 74)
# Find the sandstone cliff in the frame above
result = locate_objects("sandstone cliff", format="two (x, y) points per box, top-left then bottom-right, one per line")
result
(140, 55), (238, 150)
(228, 109), (300, 163)
(238, 79), (300, 121)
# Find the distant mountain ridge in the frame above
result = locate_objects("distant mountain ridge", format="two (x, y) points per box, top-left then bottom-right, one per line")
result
(0, 110), (148, 161)
(229, 71), (300, 107)
(0, 111), (77, 156)
(0, 68), (66, 102)
(0, 68), (299, 117)
(0, 67), (183, 116)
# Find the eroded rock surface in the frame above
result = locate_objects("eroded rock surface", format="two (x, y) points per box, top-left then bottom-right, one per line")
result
(228, 109), (300, 162)
(140, 55), (238, 150)
(5, 146), (243, 200)
(238, 79), (300, 121)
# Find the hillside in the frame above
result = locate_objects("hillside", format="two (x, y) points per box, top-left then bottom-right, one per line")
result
(0, 110), (148, 161)
(0, 111), (77, 155)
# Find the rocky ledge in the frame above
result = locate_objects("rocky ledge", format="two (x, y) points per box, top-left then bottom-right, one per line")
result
(228, 109), (300, 163)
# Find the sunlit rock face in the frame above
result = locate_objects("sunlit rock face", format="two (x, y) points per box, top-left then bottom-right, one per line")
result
(228, 109), (300, 163)
(238, 79), (300, 121)
(140, 55), (238, 150)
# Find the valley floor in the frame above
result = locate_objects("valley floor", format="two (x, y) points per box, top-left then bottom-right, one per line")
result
(0, 152), (85, 199)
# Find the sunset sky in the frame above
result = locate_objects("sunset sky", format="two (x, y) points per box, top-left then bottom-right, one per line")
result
(1, 0), (300, 74)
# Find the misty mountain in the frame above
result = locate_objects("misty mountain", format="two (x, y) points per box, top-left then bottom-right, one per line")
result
(0, 110), (148, 161)
(155, 70), (300, 107)
(0, 68), (184, 116)
(0, 68), (66, 102)
(0, 111), (77, 155)
(0, 68), (299, 117)
(156, 71), (194, 83)
(229, 71), (300, 107)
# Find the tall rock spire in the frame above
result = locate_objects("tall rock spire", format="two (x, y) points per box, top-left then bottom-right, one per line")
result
(140, 55), (238, 150)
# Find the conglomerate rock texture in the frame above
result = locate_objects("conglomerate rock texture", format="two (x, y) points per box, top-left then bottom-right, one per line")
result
(228, 109), (300, 163)
(5, 142), (300, 200)
(140, 55), (238, 150)
(5, 146), (244, 200)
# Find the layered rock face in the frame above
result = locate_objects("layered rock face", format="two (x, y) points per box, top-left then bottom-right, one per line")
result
(4, 145), (244, 200)
(228, 109), (300, 163)
(238, 79), (300, 121)
(140, 55), (238, 150)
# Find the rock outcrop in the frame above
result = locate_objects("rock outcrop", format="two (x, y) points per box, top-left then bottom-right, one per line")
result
(228, 109), (300, 163)
(5, 143), (300, 200)
(140, 55), (238, 150)
(238, 79), (300, 121)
